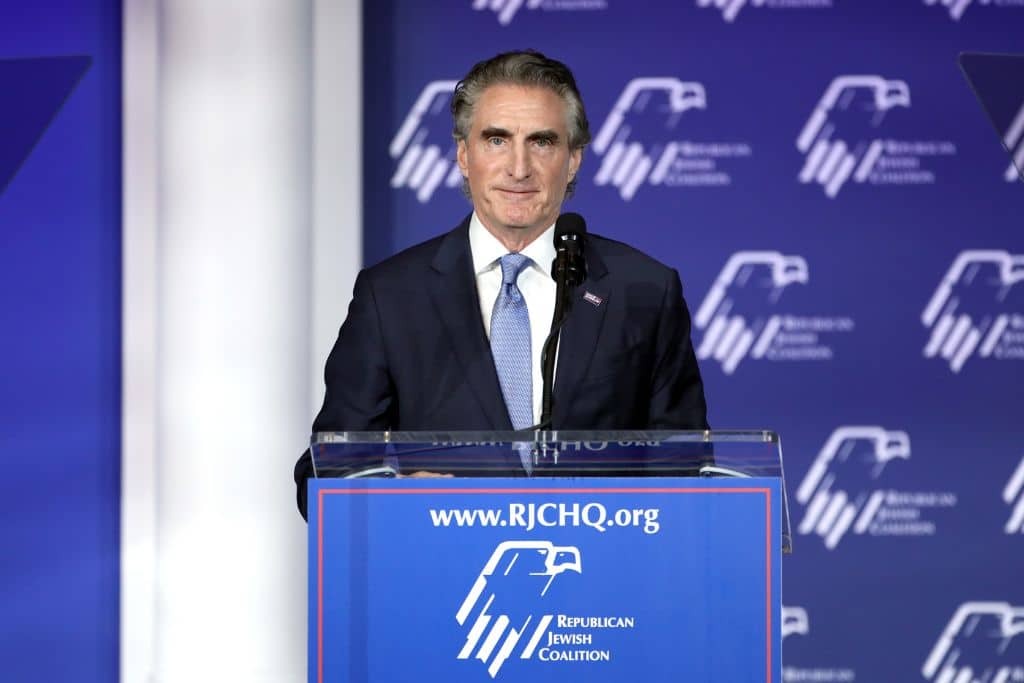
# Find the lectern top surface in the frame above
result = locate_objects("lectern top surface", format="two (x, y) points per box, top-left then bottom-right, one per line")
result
(309, 429), (792, 553)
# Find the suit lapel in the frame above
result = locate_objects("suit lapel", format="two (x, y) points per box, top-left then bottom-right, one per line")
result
(551, 244), (611, 426)
(429, 219), (513, 430)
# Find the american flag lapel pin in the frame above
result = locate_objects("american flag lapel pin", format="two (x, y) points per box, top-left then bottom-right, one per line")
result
(583, 291), (603, 307)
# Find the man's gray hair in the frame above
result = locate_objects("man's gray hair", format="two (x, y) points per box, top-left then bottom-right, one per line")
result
(451, 50), (591, 198)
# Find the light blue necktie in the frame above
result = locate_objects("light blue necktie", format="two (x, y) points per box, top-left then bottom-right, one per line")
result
(490, 253), (534, 438)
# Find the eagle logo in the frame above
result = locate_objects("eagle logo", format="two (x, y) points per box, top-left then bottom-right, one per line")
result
(796, 75), (910, 198)
(921, 250), (1024, 373)
(922, 602), (1024, 682)
(795, 426), (911, 550)
(694, 251), (809, 374)
(389, 80), (461, 203)
(456, 540), (582, 678)
(592, 78), (707, 201)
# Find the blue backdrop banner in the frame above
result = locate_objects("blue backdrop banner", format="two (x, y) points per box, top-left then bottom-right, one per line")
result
(361, 1), (1024, 680)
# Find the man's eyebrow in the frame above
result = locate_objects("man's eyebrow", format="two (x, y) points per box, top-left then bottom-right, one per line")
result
(478, 127), (561, 143)
(480, 126), (512, 139)
(527, 129), (560, 143)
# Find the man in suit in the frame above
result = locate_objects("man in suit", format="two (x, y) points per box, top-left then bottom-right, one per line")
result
(294, 50), (708, 518)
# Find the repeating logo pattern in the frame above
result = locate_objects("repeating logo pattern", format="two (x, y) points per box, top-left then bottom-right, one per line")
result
(371, 10), (1024, 683)
(696, 0), (833, 23)
(1004, 457), (1024, 534)
(922, 602), (1024, 682)
(921, 250), (1024, 373)
(456, 541), (582, 678)
(592, 78), (751, 200)
(390, 80), (461, 203)
(392, 76), (756, 204)
(1002, 101), (1024, 183)
(472, 0), (607, 25)
(694, 251), (853, 374)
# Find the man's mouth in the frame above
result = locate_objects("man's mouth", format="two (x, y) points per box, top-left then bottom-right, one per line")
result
(495, 188), (538, 199)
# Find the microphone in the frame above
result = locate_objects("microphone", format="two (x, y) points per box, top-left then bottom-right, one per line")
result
(552, 212), (587, 288)
(537, 213), (588, 430)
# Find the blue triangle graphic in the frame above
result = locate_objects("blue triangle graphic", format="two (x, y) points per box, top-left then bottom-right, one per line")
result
(0, 55), (92, 197)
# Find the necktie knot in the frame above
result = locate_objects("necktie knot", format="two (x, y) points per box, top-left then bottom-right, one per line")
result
(499, 253), (531, 286)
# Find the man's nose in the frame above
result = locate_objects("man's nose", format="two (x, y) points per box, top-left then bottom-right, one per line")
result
(507, 143), (532, 179)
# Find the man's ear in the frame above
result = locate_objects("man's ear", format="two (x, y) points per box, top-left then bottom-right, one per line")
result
(568, 147), (583, 180)
(456, 139), (468, 177)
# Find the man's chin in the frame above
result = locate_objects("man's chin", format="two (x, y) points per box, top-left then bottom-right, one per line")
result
(496, 211), (551, 234)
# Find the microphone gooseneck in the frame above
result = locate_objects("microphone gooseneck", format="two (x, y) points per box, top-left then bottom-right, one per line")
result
(537, 213), (588, 430)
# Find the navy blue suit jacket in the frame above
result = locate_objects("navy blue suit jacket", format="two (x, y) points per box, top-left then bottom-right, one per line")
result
(294, 216), (708, 516)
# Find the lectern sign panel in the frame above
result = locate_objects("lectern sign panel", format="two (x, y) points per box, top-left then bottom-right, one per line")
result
(309, 478), (781, 683)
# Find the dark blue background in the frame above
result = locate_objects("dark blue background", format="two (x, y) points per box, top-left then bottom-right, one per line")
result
(0, 3), (121, 682)
(362, 1), (1024, 679)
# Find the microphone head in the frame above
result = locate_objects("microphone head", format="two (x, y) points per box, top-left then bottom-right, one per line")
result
(555, 212), (586, 239)
(551, 212), (587, 286)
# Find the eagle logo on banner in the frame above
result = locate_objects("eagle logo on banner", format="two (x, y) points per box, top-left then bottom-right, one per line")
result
(389, 80), (460, 203)
(694, 251), (809, 375)
(921, 250), (1024, 373)
(456, 541), (582, 678)
(922, 602), (1024, 683)
(796, 75), (910, 198)
(592, 78), (706, 201)
(795, 426), (911, 550)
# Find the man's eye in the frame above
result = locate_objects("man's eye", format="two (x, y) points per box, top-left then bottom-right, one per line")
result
(488, 137), (505, 146)
(535, 138), (551, 148)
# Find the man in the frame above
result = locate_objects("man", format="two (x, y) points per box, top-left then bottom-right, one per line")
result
(294, 51), (708, 517)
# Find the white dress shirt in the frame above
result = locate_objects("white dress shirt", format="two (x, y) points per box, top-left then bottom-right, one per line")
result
(469, 212), (557, 425)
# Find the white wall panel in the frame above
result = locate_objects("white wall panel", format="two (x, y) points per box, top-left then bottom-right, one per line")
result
(122, 0), (362, 680)
(312, 0), (362, 411)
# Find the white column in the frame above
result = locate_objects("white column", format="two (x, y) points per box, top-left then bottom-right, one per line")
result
(311, 0), (362, 409)
(155, 1), (310, 681)
(124, 0), (362, 679)
(121, 0), (160, 680)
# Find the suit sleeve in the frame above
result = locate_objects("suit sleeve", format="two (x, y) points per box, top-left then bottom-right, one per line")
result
(646, 269), (710, 430)
(294, 269), (396, 519)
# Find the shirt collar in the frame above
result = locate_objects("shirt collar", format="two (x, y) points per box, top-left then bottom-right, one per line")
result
(469, 212), (556, 280)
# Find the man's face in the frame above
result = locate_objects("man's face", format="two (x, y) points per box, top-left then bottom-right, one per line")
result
(457, 84), (582, 239)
